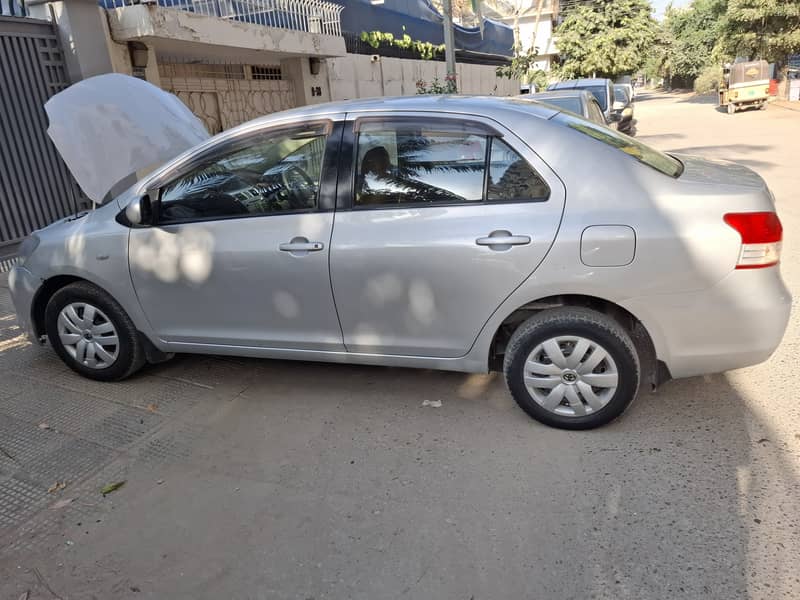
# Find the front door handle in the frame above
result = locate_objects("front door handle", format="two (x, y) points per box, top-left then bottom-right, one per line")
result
(476, 230), (531, 250)
(279, 237), (324, 255)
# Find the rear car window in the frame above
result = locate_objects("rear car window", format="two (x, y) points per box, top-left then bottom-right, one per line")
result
(353, 121), (550, 207)
(582, 86), (608, 111)
(556, 113), (683, 178)
(539, 96), (582, 115)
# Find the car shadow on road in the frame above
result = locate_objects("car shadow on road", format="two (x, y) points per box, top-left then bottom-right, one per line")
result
(576, 371), (800, 597)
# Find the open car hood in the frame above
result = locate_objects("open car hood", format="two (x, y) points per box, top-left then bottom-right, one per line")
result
(45, 73), (210, 204)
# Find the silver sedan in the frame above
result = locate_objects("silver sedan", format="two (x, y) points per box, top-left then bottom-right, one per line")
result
(9, 87), (791, 430)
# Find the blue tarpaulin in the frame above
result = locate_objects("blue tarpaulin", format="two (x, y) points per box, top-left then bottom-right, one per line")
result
(334, 0), (514, 57)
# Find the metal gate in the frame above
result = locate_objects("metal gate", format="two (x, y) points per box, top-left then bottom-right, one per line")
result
(0, 16), (84, 258)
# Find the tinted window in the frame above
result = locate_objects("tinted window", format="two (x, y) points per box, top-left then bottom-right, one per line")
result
(583, 86), (609, 111)
(356, 128), (487, 206)
(159, 129), (327, 223)
(354, 121), (550, 206)
(487, 139), (549, 201)
(539, 96), (582, 115)
(614, 87), (629, 103)
(557, 113), (683, 177)
(586, 100), (605, 124)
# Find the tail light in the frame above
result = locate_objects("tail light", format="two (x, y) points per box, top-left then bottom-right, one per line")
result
(724, 212), (783, 269)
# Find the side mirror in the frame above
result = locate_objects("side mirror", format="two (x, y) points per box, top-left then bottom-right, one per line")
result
(125, 193), (153, 226)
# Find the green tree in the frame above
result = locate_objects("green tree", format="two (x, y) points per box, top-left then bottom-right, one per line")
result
(720, 0), (800, 62)
(662, 0), (727, 80)
(555, 0), (657, 79)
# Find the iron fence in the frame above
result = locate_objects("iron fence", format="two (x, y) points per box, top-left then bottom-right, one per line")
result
(100, 0), (343, 37)
(1, 17), (87, 251)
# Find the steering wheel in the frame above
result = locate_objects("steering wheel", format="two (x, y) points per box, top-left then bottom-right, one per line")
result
(280, 165), (316, 208)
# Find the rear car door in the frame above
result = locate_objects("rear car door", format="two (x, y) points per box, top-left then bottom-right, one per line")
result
(128, 119), (346, 351)
(329, 113), (565, 358)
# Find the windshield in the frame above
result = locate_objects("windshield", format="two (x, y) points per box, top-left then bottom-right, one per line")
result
(556, 113), (683, 177)
(538, 96), (583, 115)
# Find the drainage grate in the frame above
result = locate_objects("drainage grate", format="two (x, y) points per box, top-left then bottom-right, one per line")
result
(21, 437), (115, 489)
(80, 407), (162, 449)
(0, 414), (65, 469)
(0, 476), (49, 530)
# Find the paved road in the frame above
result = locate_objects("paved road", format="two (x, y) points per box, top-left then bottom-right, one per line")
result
(1, 92), (799, 599)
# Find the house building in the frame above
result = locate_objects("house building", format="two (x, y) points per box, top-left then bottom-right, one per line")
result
(19, 0), (518, 134)
(480, 0), (560, 72)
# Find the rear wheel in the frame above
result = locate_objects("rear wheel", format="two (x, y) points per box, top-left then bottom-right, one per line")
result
(503, 308), (640, 430)
(45, 282), (146, 381)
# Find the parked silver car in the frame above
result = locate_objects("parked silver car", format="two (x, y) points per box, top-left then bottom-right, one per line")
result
(9, 89), (791, 429)
(522, 89), (607, 126)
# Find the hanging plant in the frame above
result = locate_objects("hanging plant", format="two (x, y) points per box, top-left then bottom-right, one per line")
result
(360, 28), (445, 61)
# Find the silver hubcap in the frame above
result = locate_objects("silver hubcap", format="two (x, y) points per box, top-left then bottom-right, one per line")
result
(523, 336), (619, 417)
(57, 302), (119, 369)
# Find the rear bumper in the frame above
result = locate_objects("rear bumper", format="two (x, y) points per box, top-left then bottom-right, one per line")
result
(8, 265), (40, 342)
(623, 267), (791, 379)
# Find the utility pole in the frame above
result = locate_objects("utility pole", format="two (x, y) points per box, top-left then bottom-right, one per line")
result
(442, 0), (457, 88)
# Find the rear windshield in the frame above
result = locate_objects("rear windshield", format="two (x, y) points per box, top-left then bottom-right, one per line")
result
(556, 113), (683, 178)
(539, 96), (582, 115)
(614, 87), (628, 103)
(579, 86), (608, 111)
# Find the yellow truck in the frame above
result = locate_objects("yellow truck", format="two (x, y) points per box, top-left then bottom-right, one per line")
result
(718, 60), (770, 114)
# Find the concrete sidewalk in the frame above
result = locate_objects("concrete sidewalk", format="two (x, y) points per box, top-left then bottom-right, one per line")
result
(772, 99), (800, 112)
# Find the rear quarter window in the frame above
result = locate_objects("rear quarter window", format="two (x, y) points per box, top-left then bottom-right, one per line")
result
(555, 113), (683, 178)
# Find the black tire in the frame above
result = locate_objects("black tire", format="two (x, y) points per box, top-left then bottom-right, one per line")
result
(45, 281), (146, 381)
(503, 307), (640, 430)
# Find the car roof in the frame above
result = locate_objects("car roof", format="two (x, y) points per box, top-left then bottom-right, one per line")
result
(247, 95), (560, 125)
(548, 78), (611, 89)
(530, 90), (593, 102)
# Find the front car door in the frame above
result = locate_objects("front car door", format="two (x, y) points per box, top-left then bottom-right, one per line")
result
(329, 112), (565, 358)
(128, 119), (346, 352)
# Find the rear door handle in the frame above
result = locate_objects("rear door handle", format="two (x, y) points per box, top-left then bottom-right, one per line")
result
(279, 237), (324, 254)
(476, 230), (531, 249)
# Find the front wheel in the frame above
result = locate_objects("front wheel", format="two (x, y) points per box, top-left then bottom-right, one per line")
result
(45, 281), (146, 381)
(503, 308), (640, 430)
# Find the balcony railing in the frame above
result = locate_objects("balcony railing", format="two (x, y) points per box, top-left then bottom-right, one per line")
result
(1, 0), (27, 16)
(101, 0), (344, 37)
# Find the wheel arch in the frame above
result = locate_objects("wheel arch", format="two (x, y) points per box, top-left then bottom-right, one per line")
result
(488, 293), (669, 389)
(32, 274), (171, 365)
(30, 274), (87, 340)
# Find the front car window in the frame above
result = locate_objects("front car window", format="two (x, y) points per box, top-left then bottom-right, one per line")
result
(556, 113), (683, 177)
(354, 120), (549, 207)
(159, 126), (328, 223)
